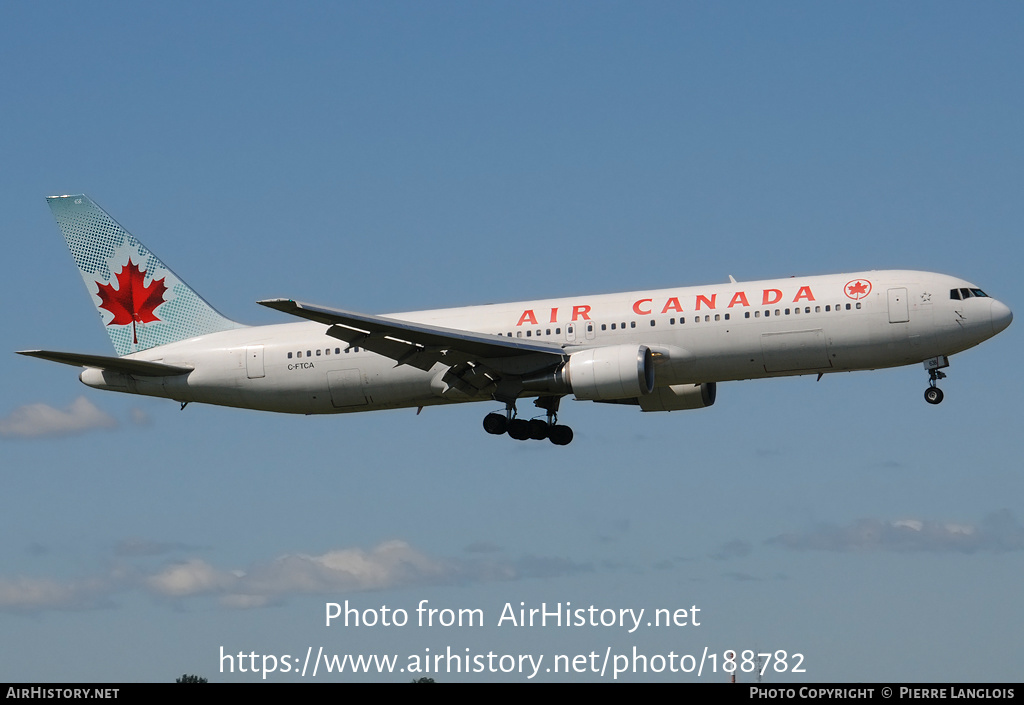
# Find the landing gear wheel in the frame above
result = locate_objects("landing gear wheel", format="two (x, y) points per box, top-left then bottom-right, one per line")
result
(507, 418), (531, 441)
(528, 419), (549, 440)
(924, 361), (948, 405)
(548, 425), (574, 446)
(483, 412), (508, 435)
(924, 387), (944, 405)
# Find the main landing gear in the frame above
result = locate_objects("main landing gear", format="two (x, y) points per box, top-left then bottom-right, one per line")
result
(482, 397), (573, 445)
(923, 355), (949, 405)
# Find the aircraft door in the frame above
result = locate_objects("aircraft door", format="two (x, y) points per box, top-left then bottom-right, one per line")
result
(328, 369), (368, 407)
(246, 345), (265, 379)
(566, 323), (577, 343)
(761, 329), (831, 372)
(888, 288), (910, 323)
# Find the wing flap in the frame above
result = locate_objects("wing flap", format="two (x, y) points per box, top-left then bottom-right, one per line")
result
(17, 350), (193, 377)
(323, 324), (447, 372)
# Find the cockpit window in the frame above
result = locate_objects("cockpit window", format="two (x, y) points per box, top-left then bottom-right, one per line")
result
(952, 287), (990, 300)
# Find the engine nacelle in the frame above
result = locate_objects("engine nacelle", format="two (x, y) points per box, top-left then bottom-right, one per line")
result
(565, 344), (655, 401)
(638, 382), (716, 412)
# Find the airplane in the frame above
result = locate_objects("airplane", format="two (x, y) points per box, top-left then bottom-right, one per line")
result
(19, 195), (1013, 445)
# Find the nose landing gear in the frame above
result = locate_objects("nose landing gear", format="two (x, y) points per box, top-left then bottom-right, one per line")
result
(923, 356), (949, 405)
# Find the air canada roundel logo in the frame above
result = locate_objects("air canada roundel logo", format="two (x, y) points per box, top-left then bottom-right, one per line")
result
(845, 278), (872, 300)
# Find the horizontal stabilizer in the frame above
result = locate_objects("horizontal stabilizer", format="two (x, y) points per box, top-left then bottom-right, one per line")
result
(17, 350), (193, 377)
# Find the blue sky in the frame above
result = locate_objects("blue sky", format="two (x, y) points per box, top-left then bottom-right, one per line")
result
(1, 2), (1022, 682)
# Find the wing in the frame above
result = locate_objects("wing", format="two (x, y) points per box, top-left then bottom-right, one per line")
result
(258, 299), (569, 400)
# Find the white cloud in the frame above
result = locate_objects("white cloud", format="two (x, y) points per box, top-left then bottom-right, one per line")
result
(145, 559), (235, 597)
(767, 510), (1024, 554)
(0, 539), (591, 613)
(0, 397), (117, 438)
(0, 576), (107, 611)
(236, 540), (452, 597)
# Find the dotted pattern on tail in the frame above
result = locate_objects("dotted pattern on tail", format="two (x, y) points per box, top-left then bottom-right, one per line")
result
(47, 195), (244, 356)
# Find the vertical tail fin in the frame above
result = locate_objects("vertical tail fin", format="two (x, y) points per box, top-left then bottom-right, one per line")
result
(47, 194), (243, 356)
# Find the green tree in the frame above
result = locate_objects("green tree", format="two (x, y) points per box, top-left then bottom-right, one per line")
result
(175, 674), (208, 683)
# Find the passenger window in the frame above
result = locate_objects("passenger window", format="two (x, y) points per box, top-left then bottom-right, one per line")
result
(650, 320), (656, 326)
(335, 348), (341, 354)
(610, 323), (615, 330)
(845, 304), (851, 310)
(856, 302), (862, 309)
(316, 349), (321, 356)
(745, 312), (750, 318)
(724, 313), (730, 320)
(287, 352), (293, 359)
(297, 351), (303, 358)
(714, 314), (720, 321)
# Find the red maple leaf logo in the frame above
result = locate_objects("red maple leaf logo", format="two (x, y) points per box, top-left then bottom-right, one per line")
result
(845, 279), (871, 300)
(95, 259), (167, 344)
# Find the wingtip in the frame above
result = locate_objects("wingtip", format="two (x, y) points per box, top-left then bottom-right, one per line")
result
(257, 298), (298, 309)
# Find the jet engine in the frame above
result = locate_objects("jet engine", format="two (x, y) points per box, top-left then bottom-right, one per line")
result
(638, 382), (716, 412)
(520, 344), (656, 401)
(565, 344), (655, 400)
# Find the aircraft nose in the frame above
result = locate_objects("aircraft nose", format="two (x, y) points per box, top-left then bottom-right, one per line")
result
(991, 299), (1013, 335)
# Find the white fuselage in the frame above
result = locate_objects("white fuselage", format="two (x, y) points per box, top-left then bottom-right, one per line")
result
(82, 270), (1011, 415)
